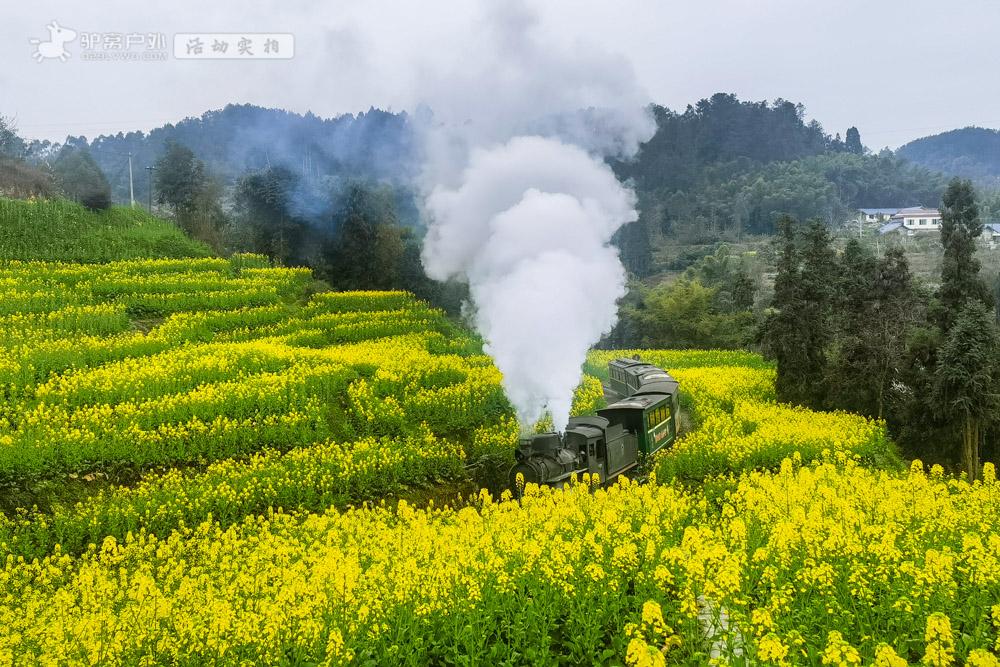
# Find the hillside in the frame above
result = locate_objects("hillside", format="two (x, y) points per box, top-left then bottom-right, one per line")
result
(70, 104), (416, 206)
(897, 126), (1000, 186)
(896, 127), (1000, 187)
(0, 198), (212, 262)
(611, 95), (950, 276)
(28, 95), (952, 273)
(896, 127), (1000, 188)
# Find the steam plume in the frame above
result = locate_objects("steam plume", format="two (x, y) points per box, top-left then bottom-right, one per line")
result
(419, 1), (654, 430)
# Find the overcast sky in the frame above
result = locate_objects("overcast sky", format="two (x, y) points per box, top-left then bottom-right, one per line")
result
(4, 0), (999, 148)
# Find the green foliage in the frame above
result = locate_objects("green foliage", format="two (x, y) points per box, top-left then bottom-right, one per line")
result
(766, 217), (837, 409)
(322, 182), (405, 290)
(154, 141), (228, 250)
(154, 141), (204, 214)
(616, 95), (947, 242)
(0, 198), (212, 262)
(626, 279), (754, 350)
(827, 245), (921, 420)
(936, 179), (993, 330)
(898, 126), (1000, 187)
(845, 126), (863, 155)
(233, 166), (308, 264)
(619, 246), (758, 349)
(82, 104), (416, 208)
(51, 145), (112, 211)
(932, 302), (1000, 480)
(613, 216), (655, 277)
(312, 181), (468, 313)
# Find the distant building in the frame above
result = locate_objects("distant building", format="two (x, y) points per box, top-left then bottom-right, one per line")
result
(984, 222), (1000, 247)
(858, 208), (899, 223)
(878, 206), (942, 236)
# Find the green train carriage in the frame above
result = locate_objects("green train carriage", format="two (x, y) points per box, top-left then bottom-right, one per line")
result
(510, 358), (681, 488)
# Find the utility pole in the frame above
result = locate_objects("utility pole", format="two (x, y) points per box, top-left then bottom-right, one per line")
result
(145, 165), (156, 212)
(128, 153), (135, 209)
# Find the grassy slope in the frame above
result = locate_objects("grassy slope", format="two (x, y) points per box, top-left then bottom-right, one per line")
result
(0, 197), (212, 262)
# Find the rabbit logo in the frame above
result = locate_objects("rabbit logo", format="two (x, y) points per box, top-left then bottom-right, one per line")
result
(30, 21), (77, 63)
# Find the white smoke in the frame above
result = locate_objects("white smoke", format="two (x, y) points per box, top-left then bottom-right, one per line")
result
(418, 1), (655, 431)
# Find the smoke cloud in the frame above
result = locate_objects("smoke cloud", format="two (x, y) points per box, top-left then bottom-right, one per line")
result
(418, 1), (654, 430)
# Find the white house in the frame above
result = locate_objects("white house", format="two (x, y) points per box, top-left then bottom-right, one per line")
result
(984, 222), (1000, 248)
(878, 207), (942, 236)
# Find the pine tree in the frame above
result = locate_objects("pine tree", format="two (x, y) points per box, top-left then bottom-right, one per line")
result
(154, 141), (206, 217)
(845, 127), (863, 155)
(796, 221), (837, 408)
(936, 179), (992, 330)
(932, 302), (1000, 480)
(52, 146), (112, 210)
(828, 244), (920, 419)
(766, 216), (809, 404)
(322, 183), (404, 290)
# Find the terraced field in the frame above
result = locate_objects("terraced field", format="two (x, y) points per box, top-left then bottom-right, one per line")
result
(1, 254), (997, 665)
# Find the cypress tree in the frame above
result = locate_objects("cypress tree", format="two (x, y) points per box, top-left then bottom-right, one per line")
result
(796, 221), (837, 408)
(936, 179), (992, 330)
(932, 302), (1000, 480)
(766, 216), (814, 405)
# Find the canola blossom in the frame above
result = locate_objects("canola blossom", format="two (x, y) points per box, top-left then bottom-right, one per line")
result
(0, 258), (998, 665)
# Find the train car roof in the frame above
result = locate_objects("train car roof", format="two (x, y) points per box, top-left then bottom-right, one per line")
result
(598, 393), (672, 412)
(568, 415), (610, 429)
(632, 380), (679, 397)
(635, 369), (675, 382)
(609, 357), (649, 369)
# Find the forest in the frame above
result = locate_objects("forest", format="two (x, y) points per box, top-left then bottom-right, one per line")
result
(3, 93), (999, 475)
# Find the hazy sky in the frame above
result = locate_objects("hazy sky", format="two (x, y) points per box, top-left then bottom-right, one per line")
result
(4, 0), (999, 148)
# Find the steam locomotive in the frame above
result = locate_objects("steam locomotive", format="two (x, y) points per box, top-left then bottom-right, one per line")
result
(510, 358), (680, 488)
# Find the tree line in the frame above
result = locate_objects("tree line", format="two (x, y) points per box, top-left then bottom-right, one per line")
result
(154, 141), (465, 311)
(763, 179), (999, 478)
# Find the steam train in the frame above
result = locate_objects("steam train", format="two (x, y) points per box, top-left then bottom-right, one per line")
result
(510, 358), (680, 488)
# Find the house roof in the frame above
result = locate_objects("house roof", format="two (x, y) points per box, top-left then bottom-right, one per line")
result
(878, 221), (904, 235)
(859, 208), (900, 215)
(892, 207), (940, 218)
(985, 223), (1000, 234)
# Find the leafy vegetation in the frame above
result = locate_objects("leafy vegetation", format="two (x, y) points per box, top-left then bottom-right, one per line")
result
(51, 145), (112, 210)
(0, 198), (211, 261)
(612, 94), (949, 266)
(763, 180), (1000, 476)
(614, 246), (758, 350)
(899, 126), (1000, 187)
